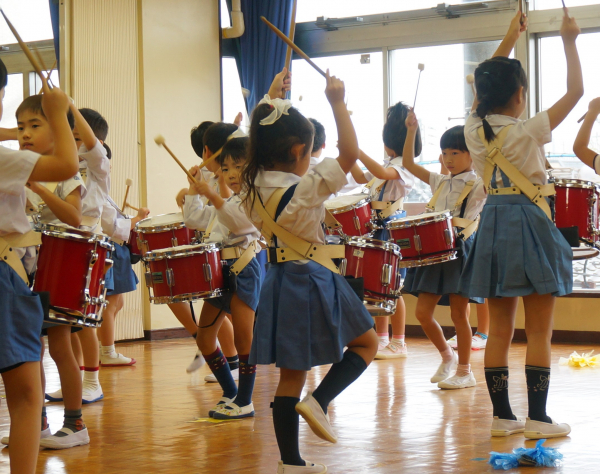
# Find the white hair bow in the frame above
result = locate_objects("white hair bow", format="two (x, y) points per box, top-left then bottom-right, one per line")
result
(258, 95), (292, 125)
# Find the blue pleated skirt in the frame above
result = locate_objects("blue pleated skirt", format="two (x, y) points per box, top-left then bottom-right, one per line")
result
(459, 194), (573, 298)
(0, 261), (44, 372)
(106, 243), (138, 296)
(403, 233), (483, 306)
(206, 256), (262, 314)
(250, 260), (374, 371)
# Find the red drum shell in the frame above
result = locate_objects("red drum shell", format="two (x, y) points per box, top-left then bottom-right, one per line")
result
(128, 229), (142, 257)
(325, 195), (372, 237)
(146, 245), (224, 303)
(554, 180), (599, 243)
(138, 226), (194, 254)
(387, 212), (456, 263)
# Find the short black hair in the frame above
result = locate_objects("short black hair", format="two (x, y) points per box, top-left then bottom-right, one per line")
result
(0, 58), (7, 90)
(440, 126), (468, 152)
(217, 137), (248, 166)
(16, 94), (75, 129)
(190, 121), (214, 158)
(383, 102), (422, 157)
(79, 108), (108, 141)
(203, 122), (238, 154)
(309, 118), (326, 153)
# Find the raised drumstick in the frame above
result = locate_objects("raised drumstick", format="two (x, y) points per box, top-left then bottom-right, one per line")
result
(0, 9), (45, 81)
(261, 16), (326, 78)
(122, 178), (133, 212)
(154, 135), (198, 184)
(284, 0), (298, 72)
(126, 202), (139, 212)
(578, 113), (588, 123)
(413, 63), (425, 110)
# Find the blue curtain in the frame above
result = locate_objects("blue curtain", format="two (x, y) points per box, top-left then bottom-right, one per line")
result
(238, 0), (294, 114)
(49, 0), (60, 76)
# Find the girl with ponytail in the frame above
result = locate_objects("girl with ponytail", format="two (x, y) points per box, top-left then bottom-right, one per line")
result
(459, 9), (583, 440)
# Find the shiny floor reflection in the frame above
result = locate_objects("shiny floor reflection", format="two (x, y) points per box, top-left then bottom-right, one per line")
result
(1, 337), (599, 473)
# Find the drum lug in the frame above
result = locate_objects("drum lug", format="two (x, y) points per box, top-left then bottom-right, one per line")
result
(381, 264), (392, 286)
(413, 235), (422, 253)
(84, 251), (99, 296)
(171, 237), (179, 247)
(338, 258), (347, 276)
(166, 268), (175, 287)
(444, 229), (453, 247)
(203, 263), (213, 282)
(353, 215), (361, 232)
(144, 272), (152, 287)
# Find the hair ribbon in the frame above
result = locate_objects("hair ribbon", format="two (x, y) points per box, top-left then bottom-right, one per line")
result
(258, 95), (292, 125)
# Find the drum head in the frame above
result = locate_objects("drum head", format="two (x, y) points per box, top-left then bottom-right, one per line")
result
(555, 179), (599, 190)
(572, 247), (600, 261)
(387, 210), (451, 228)
(325, 193), (370, 211)
(137, 212), (185, 229)
(346, 236), (402, 256)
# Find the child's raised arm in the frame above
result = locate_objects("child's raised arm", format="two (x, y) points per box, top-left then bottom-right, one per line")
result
(326, 71), (359, 173)
(267, 67), (291, 100)
(350, 162), (369, 184)
(547, 11), (583, 130)
(356, 150), (399, 181)
(402, 110), (430, 184)
(573, 98), (600, 169)
(69, 102), (98, 151)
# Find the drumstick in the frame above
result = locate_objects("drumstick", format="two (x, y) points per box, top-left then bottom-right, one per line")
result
(126, 202), (139, 212)
(154, 135), (198, 184)
(578, 113), (588, 123)
(0, 9), (45, 82)
(198, 149), (222, 170)
(122, 178), (133, 212)
(413, 63), (425, 110)
(261, 16), (326, 78)
(284, 0), (298, 72)
(519, 0), (524, 24)
(38, 60), (58, 94)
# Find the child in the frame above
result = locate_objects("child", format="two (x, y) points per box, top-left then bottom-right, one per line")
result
(241, 72), (378, 474)
(350, 102), (415, 359)
(184, 136), (262, 419)
(308, 118), (326, 170)
(573, 97), (600, 171)
(402, 121), (486, 389)
(459, 10), (581, 438)
(447, 300), (489, 351)
(0, 62), (79, 472)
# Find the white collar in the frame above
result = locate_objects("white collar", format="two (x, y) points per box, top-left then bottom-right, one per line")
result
(481, 114), (519, 125)
(255, 168), (301, 188)
(441, 170), (477, 183)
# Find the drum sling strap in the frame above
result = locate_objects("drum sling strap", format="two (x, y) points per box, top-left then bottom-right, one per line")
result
(478, 126), (555, 221)
(0, 231), (42, 284)
(426, 178), (479, 241)
(201, 202), (262, 276)
(366, 178), (405, 219)
(254, 186), (345, 274)
(78, 168), (101, 229)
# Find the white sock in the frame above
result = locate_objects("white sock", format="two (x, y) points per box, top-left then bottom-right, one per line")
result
(83, 369), (99, 385)
(101, 344), (116, 356)
(392, 336), (405, 345)
(377, 333), (389, 346)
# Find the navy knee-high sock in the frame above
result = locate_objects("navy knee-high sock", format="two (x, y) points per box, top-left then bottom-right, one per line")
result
(484, 367), (516, 420)
(234, 354), (256, 407)
(312, 350), (367, 414)
(526, 365), (552, 423)
(204, 348), (238, 399)
(273, 397), (304, 466)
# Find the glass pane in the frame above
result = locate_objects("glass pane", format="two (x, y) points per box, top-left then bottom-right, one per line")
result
(221, 58), (248, 126)
(0, 74), (24, 151)
(297, 0), (487, 22)
(220, 0), (231, 28)
(0, 0), (53, 44)
(539, 32), (600, 176)
(30, 70), (60, 96)
(532, 0), (600, 9)
(390, 40), (501, 202)
(291, 52), (383, 167)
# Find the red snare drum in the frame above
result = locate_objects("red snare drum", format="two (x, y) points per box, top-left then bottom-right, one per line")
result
(136, 213), (196, 256)
(144, 243), (224, 304)
(128, 229), (142, 259)
(342, 237), (402, 313)
(33, 224), (113, 327)
(554, 179), (600, 245)
(387, 211), (457, 268)
(325, 194), (372, 237)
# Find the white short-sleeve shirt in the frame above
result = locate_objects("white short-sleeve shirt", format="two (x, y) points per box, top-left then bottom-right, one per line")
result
(428, 170), (486, 221)
(26, 173), (86, 225)
(465, 111), (551, 188)
(364, 156), (415, 202)
(80, 140), (110, 232)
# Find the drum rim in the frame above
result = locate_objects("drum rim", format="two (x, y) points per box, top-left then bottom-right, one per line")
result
(136, 212), (187, 233)
(325, 195), (371, 213)
(145, 242), (222, 261)
(345, 236), (402, 257)
(386, 210), (452, 230)
(39, 224), (113, 249)
(554, 179), (600, 190)
(150, 289), (224, 304)
(398, 250), (458, 268)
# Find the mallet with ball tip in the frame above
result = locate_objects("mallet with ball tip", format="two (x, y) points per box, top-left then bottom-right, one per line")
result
(413, 63), (425, 110)
(122, 178), (133, 213)
(466, 74), (476, 97)
(154, 135), (198, 184)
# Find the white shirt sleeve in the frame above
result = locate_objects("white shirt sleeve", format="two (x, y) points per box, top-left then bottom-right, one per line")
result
(216, 197), (258, 237)
(183, 194), (213, 230)
(463, 179), (487, 221)
(0, 147), (40, 194)
(79, 140), (110, 188)
(428, 172), (445, 194)
(290, 158), (348, 210)
(101, 202), (131, 241)
(521, 110), (552, 147)
(387, 157), (415, 194)
(58, 173), (86, 200)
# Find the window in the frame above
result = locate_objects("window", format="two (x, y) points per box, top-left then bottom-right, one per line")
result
(221, 58), (248, 126)
(531, 0), (600, 9)
(539, 32), (600, 177)
(290, 52), (383, 165)
(389, 40), (502, 202)
(0, 74), (24, 150)
(0, 0), (53, 44)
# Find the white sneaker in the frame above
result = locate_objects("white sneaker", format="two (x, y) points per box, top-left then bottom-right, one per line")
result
(100, 352), (136, 367)
(208, 396), (235, 418)
(277, 460), (328, 473)
(186, 350), (205, 373)
(205, 368), (239, 383)
(446, 335), (458, 349)
(430, 351), (458, 383)
(1, 427), (52, 445)
(45, 388), (63, 402)
(490, 416), (526, 437)
(524, 417), (571, 439)
(213, 402), (255, 419)
(438, 371), (476, 390)
(375, 341), (407, 359)
(295, 392), (337, 444)
(82, 383), (104, 404)
(39, 427), (90, 449)
(471, 333), (488, 351)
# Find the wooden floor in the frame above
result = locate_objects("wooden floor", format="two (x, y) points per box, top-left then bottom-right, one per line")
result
(1, 337), (600, 473)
